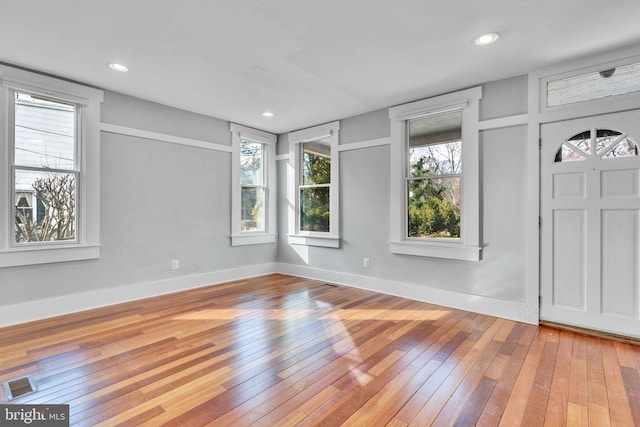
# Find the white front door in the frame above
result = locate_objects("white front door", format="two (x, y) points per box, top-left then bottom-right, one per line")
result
(540, 109), (640, 338)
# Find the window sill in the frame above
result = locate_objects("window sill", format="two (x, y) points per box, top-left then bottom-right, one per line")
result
(231, 233), (277, 246)
(0, 245), (100, 268)
(390, 240), (481, 261)
(288, 234), (340, 248)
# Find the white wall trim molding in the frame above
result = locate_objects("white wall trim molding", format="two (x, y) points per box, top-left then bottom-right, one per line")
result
(276, 153), (290, 161)
(100, 122), (233, 152)
(276, 263), (535, 324)
(536, 46), (640, 123)
(1, 263), (537, 327)
(229, 123), (277, 247)
(389, 86), (482, 262)
(0, 245), (100, 268)
(288, 121), (341, 247)
(524, 45), (640, 331)
(337, 136), (390, 152)
(526, 66), (542, 327)
(0, 65), (103, 268)
(478, 114), (528, 131)
(0, 263), (277, 327)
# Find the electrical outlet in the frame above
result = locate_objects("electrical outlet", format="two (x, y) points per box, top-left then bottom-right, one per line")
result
(363, 257), (370, 268)
(171, 259), (179, 270)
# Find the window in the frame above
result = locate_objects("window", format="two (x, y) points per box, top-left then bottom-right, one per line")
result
(288, 121), (340, 248)
(546, 61), (640, 107)
(555, 128), (639, 162)
(230, 123), (276, 246)
(300, 138), (331, 232)
(240, 139), (266, 232)
(0, 65), (103, 267)
(13, 93), (78, 244)
(389, 87), (482, 261)
(407, 110), (462, 239)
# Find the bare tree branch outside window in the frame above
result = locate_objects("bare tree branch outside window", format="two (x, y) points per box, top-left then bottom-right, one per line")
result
(15, 173), (76, 243)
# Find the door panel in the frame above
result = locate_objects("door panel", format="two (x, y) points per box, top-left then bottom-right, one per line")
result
(541, 109), (640, 338)
(601, 169), (638, 197)
(552, 210), (586, 309)
(553, 172), (585, 198)
(601, 210), (638, 317)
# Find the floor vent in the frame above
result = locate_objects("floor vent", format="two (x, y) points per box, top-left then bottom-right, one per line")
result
(2, 376), (37, 400)
(324, 283), (339, 287)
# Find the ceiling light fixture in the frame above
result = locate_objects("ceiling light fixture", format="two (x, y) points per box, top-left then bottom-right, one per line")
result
(108, 62), (128, 72)
(474, 33), (499, 46)
(262, 111), (274, 118)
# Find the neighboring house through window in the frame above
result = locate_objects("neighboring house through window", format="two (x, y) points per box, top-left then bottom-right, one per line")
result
(13, 93), (78, 244)
(0, 65), (103, 267)
(230, 123), (276, 246)
(389, 87), (482, 261)
(287, 121), (340, 248)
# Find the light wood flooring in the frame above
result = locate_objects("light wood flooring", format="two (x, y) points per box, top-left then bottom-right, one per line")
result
(1, 274), (639, 426)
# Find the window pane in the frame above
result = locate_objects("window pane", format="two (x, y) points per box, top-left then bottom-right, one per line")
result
(547, 62), (640, 107)
(595, 129), (622, 155)
(408, 110), (461, 177)
(15, 170), (76, 243)
(241, 186), (265, 231)
(302, 139), (331, 185)
(555, 144), (586, 162)
(300, 187), (329, 232)
(602, 136), (638, 159)
(556, 129), (639, 161)
(407, 177), (460, 239)
(410, 141), (461, 176)
(567, 130), (591, 155)
(240, 140), (263, 186)
(14, 93), (76, 170)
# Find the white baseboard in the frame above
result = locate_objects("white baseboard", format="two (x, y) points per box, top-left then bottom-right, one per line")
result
(276, 263), (536, 325)
(0, 263), (277, 327)
(0, 262), (536, 327)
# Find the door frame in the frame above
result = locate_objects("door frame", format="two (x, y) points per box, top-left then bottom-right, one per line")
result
(526, 45), (640, 327)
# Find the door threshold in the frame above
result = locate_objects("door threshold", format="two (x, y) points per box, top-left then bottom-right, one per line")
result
(540, 321), (640, 346)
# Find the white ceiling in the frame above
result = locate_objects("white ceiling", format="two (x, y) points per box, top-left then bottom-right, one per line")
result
(2, 1), (640, 134)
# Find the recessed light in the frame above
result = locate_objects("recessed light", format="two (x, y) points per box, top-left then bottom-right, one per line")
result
(474, 33), (499, 46)
(262, 111), (274, 118)
(108, 62), (128, 72)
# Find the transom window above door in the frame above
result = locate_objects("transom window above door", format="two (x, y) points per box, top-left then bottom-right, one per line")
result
(555, 128), (639, 162)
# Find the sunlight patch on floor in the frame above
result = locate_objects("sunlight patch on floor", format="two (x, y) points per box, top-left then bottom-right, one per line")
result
(173, 308), (450, 321)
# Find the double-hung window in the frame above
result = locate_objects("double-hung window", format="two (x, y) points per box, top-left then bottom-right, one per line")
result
(0, 65), (103, 267)
(389, 87), (482, 261)
(230, 123), (276, 245)
(300, 138), (331, 232)
(288, 121), (340, 248)
(13, 93), (78, 244)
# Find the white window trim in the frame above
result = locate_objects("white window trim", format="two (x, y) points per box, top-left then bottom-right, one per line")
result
(538, 53), (640, 124)
(389, 86), (482, 261)
(524, 45), (640, 324)
(0, 65), (103, 268)
(287, 121), (340, 248)
(230, 123), (277, 246)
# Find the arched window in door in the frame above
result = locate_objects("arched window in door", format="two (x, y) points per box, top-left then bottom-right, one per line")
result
(555, 128), (639, 162)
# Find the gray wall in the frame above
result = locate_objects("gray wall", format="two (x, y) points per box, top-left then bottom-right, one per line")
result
(277, 75), (529, 302)
(0, 92), (276, 306)
(1, 75), (529, 310)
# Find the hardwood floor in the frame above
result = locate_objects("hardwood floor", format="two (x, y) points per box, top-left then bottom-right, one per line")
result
(1, 274), (639, 426)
